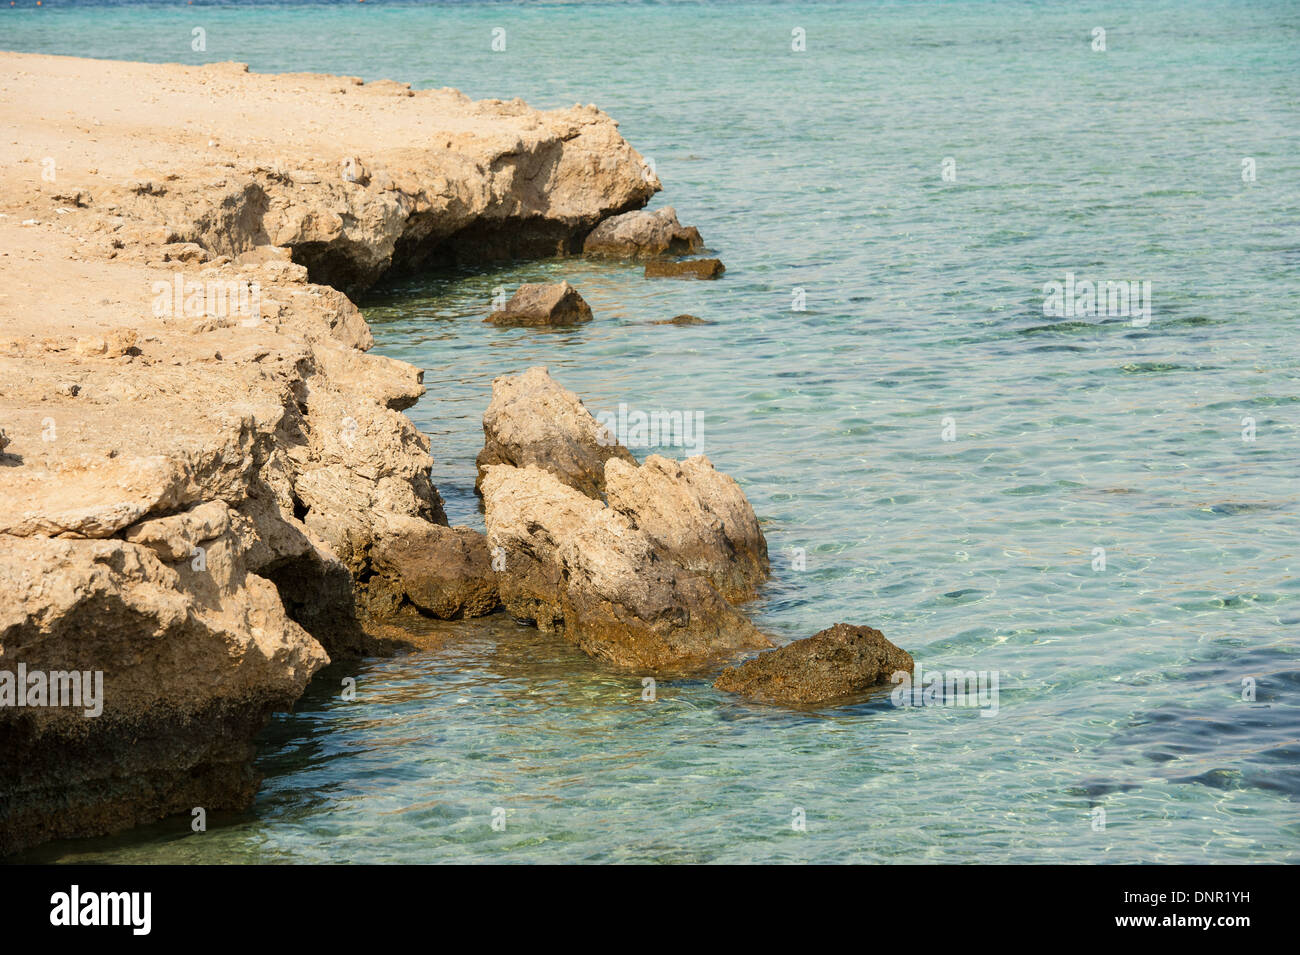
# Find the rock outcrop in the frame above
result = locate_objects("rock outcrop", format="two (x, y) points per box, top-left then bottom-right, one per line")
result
(0, 52), (660, 854)
(604, 455), (769, 603)
(482, 464), (771, 670)
(583, 206), (704, 258)
(475, 366), (636, 499)
(713, 624), (914, 705)
(485, 281), (594, 327)
(365, 522), (499, 620)
(0, 527), (327, 855)
(645, 258), (726, 280)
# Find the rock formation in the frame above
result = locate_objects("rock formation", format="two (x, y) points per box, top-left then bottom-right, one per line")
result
(0, 525), (327, 855)
(485, 281), (594, 327)
(365, 522), (499, 620)
(475, 366), (636, 499)
(0, 52), (658, 854)
(582, 206), (704, 258)
(644, 258), (726, 280)
(482, 464), (771, 670)
(604, 455), (769, 603)
(713, 624), (914, 705)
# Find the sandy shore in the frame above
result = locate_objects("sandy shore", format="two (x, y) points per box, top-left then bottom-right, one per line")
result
(0, 52), (656, 854)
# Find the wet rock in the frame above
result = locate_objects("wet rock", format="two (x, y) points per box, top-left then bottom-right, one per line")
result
(583, 206), (704, 259)
(482, 463), (771, 670)
(644, 258), (725, 280)
(557, 507), (771, 671)
(0, 530), (328, 855)
(653, 314), (710, 326)
(485, 281), (594, 327)
(605, 454), (769, 603)
(366, 522), (499, 620)
(475, 365), (635, 499)
(713, 623), (914, 705)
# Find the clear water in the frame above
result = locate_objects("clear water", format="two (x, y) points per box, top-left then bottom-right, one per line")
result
(7, 0), (1299, 863)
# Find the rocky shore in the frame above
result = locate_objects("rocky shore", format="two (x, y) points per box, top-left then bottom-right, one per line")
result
(0, 53), (910, 855)
(0, 53), (657, 854)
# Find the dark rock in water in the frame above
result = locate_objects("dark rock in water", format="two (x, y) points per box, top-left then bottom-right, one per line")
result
(653, 314), (710, 325)
(644, 258), (725, 280)
(475, 365), (635, 499)
(367, 523), (499, 619)
(485, 281), (593, 326)
(713, 623), (913, 705)
(583, 206), (705, 259)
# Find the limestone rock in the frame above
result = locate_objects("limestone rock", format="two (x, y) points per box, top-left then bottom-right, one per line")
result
(367, 522), (499, 620)
(605, 454), (769, 602)
(475, 366), (634, 499)
(644, 258), (725, 280)
(481, 464), (770, 670)
(713, 623), (914, 705)
(583, 206), (704, 259)
(485, 281), (594, 327)
(481, 464), (603, 632)
(0, 531), (328, 855)
(0, 51), (666, 853)
(558, 508), (771, 671)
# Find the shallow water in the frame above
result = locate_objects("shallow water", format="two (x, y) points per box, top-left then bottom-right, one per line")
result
(7, 0), (1299, 863)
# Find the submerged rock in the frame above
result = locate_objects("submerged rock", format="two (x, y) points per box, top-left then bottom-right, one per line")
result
(583, 206), (704, 259)
(653, 314), (710, 326)
(713, 623), (913, 705)
(604, 455), (768, 603)
(644, 258), (725, 280)
(366, 522), (499, 620)
(475, 365), (635, 499)
(482, 463), (771, 670)
(485, 281), (594, 327)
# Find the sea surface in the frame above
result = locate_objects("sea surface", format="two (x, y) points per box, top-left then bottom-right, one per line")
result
(5, 0), (1299, 864)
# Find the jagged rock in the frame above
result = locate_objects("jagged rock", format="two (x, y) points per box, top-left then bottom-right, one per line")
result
(475, 366), (635, 499)
(583, 206), (704, 258)
(713, 624), (914, 705)
(339, 156), (370, 185)
(0, 52), (664, 853)
(605, 454), (769, 602)
(122, 500), (232, 561)
(0, 531), (328, 856)
(482, 464), (771, 670)
(645, 258), (725, 280)
(557, 507), (771, 671)
(366, 522), (499, 620)
(482, 464), (603, 632)
(485, 281), (594, 327)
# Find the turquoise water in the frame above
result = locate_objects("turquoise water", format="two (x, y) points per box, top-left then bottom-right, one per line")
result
(6, 0), (1299, 863)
